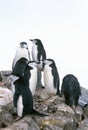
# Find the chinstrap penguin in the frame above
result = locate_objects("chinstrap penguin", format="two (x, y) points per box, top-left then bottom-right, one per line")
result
(43, 58), (60, 96)
(12, 42), (31, 68)
(30, 39), (47, 88)
(61, 74), (81, 125)
(12, 57), (48, 117)
(30, 39), (46, 63)
(61, 74), (81, 107)
(11, 42), (31, 95)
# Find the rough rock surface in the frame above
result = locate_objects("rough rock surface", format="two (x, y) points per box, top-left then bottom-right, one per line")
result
(0, 71), (88, 130)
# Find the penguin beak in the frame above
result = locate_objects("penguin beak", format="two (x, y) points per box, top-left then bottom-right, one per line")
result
(29, 39), (33, 41)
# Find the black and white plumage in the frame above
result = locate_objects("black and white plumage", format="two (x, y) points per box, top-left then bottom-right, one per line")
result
(28, 61), (38, 96)
(12, 42), (31, 68)
(12, 57), (48, 117)
(61, 74), (81, 107)
(30, 39), (47, 88)
(43, 59), (60, 96)
(30, 39), (46, 63)
(11, 42), (31, 95)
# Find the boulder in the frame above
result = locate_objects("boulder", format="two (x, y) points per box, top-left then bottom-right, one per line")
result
(0, 71), (88, 130)
(0, 87), (13, 105)
(77, 118), (88, 130)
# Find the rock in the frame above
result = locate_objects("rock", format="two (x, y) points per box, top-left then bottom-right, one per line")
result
(44, 125), (63, 130)
(56, 103), (83, 123)
(0, 103), (15, 128)
(0, 87), (13, 105)
(0, 71), (12, 89)
(83, 105), (88, 118)
(34, 115), (77, 130)
(77, 118), (88, 130)
(34, 89), (50, 100)
(78, 87), (88, 107)
(81, 87), (88, 98)
(0, 116), (40, 130)
(0, 71), (88, 130)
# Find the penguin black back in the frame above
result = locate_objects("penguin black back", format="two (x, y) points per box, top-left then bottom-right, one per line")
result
(30, 39), (46, 62)
(61, 74), (81, 106)
(13, 77), (33, 116)
(12, 57), (28, 78)
(43, 58), (60, 96)
(12, 57), (48, 117)
(49, 59), (60, 95)
(35, 39), (46, 61)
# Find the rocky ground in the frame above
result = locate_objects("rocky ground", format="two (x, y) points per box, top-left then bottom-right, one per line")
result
(0, 71), (88, 130)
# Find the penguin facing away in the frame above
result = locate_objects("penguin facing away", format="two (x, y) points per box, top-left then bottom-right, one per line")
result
(61, 74), (81, 107)
(12, 57), (48, 117)
(61, 74), (81, 125)
(43, 58), (60, 96)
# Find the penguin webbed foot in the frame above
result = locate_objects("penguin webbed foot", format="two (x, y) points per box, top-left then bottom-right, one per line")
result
(56, 91), (63, 97)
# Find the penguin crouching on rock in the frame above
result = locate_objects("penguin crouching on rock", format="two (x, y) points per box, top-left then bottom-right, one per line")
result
(61, 74), (81, 107)
(12, 57), (48, 117)
(61, 74), (81, 126)
(43, 58), (60, 96)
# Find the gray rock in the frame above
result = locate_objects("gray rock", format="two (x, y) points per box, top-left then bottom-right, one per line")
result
(84, 105), (88, 118)
(44, 125), (63, 130)
(77, 118), (88, 130)
(0, 71), (88, 130)
(0, 116), (40, 130)
(0, 87), (13, 105)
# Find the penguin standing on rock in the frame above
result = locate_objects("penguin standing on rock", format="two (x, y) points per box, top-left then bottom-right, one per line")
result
(30, 39), (46, 88)
(30, 39), (46, 63)
(43, 59), (60, 96)
(12, 57), (48, 117)
(11, 42), (31, 95)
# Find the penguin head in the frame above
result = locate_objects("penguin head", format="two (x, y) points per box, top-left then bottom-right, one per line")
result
(43, 59), (54, 66)
(20, 42), (28, 49)
(30, 39), (42, 45)
(28, 61), (37, 68)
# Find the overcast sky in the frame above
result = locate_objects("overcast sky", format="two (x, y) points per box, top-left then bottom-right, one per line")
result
(0, 0), (88, 89)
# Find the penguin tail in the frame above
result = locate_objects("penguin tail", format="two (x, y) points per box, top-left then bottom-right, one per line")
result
(32, 109), (48, 117)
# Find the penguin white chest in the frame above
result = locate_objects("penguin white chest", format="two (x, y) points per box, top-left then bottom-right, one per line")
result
(32, 45), (38, 62)
(44, 66), (56, 95)
(29, 68), (37, 96)
(17, 95), (23, 117)
(13, 48), (29, 67)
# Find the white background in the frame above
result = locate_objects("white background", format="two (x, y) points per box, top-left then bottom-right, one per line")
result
(0, 0), (88, 89)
